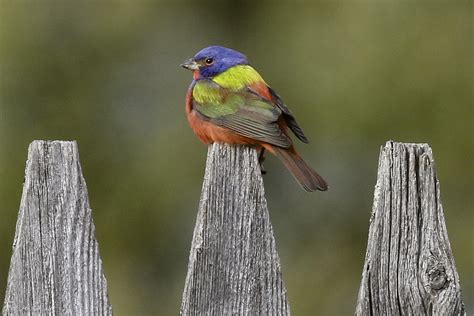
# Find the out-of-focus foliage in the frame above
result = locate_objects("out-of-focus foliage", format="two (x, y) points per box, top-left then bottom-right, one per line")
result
(0, 1), (471, 314)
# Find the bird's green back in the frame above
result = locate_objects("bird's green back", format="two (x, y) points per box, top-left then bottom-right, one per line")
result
(190, 65), (293, 148)
(213, 65), (266, 91)
(192, 65), (271, 118)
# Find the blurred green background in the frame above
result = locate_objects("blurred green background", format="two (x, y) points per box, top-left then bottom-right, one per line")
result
(0, 1), (472, 314)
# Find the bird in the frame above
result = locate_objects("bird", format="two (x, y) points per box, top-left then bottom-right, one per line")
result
(180, 46), (328, 192)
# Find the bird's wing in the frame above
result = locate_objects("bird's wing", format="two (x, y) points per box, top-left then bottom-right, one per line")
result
(267, 87), (309, 144)
(192, 80), (292, 148)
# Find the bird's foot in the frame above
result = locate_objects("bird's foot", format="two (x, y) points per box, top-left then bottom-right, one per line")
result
(258, 148), (267, 175)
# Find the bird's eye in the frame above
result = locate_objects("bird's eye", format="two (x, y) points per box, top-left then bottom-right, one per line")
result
(205, 58), (214, 65)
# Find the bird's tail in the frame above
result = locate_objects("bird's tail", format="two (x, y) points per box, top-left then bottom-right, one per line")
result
(267, 145), (328, 192)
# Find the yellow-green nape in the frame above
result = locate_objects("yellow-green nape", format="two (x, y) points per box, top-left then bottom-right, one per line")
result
(213, 65), (266, 90)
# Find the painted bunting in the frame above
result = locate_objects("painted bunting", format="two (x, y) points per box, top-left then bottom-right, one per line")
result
(181, 46), (328, 192)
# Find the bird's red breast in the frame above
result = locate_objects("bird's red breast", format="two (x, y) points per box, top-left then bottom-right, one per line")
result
(185, 84), (260, 145)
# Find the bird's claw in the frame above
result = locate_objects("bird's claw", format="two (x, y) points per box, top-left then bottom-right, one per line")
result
(258, 148), (267, 175)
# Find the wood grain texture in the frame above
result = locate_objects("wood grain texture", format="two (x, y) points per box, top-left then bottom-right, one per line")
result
(356, 141), (465, 316)
(3, 141), (112, 315)
(181, 143), (290, 316)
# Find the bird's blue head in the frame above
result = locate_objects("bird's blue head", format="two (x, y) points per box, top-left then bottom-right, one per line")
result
(181, 46), (249, 78)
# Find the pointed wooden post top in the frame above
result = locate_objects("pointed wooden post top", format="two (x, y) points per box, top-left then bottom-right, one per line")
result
(3, 141), (112, 315)
(181, 143), (290, 315)
(356, 141), (465, 315)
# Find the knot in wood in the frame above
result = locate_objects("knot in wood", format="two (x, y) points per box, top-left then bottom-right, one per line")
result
(427, 263), (448, 291)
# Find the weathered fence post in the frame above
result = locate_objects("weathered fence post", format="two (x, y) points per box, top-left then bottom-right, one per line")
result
(356, 141), (465, 315)
(2, 141), (112, 315)
(181, 143), (290, 315)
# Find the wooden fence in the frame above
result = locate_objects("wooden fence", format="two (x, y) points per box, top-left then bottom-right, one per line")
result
(2, 140), (465, 315)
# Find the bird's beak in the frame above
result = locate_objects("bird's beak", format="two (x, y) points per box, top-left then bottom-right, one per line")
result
(180, 58), (199, 71)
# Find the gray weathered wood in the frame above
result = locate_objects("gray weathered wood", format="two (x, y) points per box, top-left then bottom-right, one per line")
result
(181, 143), (290, 315)
(3, 141), (112, 315)
(356, 141), (465, 315)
